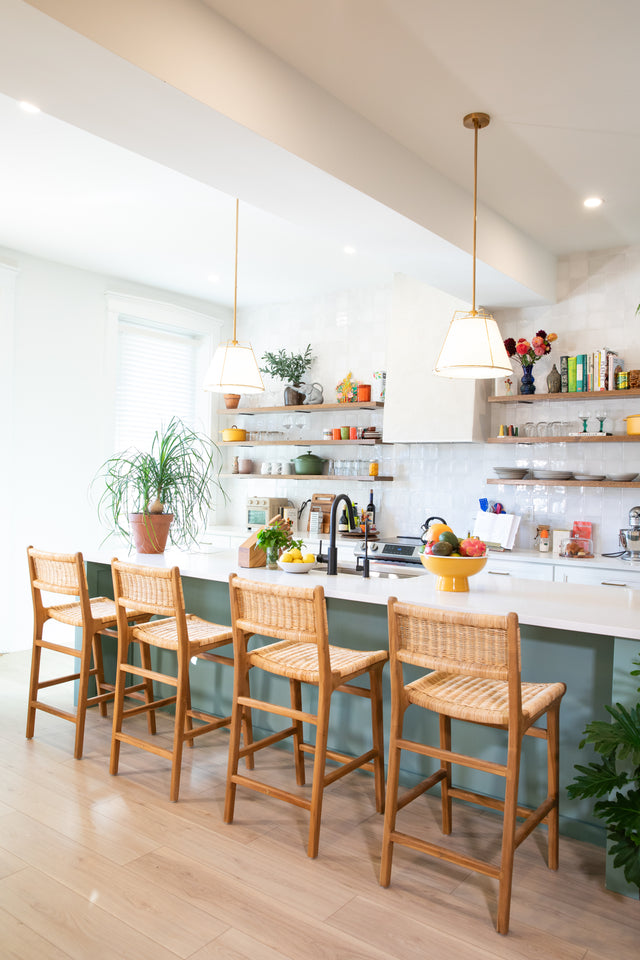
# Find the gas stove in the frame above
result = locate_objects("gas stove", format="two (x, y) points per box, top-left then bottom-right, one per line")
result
(352, 536), (425, 566)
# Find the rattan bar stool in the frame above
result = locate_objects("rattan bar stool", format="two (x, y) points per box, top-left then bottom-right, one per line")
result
(380, 599), (566, 935)
(26, 546), (151, 760)
(224, 573), (388, 858)
(110, 559), (252, 802)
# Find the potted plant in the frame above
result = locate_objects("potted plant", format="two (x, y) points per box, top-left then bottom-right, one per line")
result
(256, 521), (293, 568)
(260, 343), (314, 405)
(567, 653), (640, 893)
(93, 416), (225, 553)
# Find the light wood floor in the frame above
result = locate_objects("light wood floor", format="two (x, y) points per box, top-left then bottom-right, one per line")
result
(1, 649), (638, 959)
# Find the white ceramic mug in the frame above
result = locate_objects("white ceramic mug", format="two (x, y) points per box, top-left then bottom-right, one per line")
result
(260, 462), (271, 475)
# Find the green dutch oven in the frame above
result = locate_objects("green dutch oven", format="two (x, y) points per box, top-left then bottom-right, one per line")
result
(293, 449), (326, 475)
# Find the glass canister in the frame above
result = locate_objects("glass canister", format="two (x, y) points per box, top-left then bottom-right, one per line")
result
(369, 458), (379, 477)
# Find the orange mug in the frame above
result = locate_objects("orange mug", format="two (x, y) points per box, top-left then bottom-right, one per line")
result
(332, 427), (341, 440)
(357, 384), (371, 402)
(349, 427), (358, 439)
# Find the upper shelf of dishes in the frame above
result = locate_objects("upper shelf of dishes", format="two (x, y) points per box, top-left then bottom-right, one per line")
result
(218, 401), (384, 414)
(489, 388), (640, 404)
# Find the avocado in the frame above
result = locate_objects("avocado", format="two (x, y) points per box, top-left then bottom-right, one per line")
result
(431, 541), (453, 556)
(439, 530), (459, 549)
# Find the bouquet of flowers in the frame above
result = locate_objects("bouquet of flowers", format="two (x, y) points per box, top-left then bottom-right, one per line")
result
(504, 329), (557, 368)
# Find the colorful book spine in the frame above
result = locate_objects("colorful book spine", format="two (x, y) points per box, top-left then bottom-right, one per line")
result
(560, 355), (569, 392)
(576, 354), (585, 392)
(567, 356), (577, 392)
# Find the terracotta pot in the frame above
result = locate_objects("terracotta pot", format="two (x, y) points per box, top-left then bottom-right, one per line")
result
(223, 393), (241, 409)
(129, 513), (174, 554)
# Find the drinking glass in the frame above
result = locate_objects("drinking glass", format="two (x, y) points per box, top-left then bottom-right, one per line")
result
(282, 414), (293, 438)
(578, 412), (590, 434)
(595, 412), (607, 434)
(294, 412), (308, 440)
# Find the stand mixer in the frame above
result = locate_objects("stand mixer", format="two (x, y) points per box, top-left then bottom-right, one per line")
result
(619, 506), (640, 560)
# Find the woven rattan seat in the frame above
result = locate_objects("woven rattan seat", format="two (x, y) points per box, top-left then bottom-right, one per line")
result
(225, 574), (388, 858)
(110, 559), (250, 802)
(380, 599), (566, 936)
(26, 547), (150, 759)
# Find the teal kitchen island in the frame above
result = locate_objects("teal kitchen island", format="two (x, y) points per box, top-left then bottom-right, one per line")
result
(86, 548), (640, 900)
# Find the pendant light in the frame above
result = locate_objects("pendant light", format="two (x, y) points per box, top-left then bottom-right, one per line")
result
(204, 199), (265, 394)
(433, 113), (512, 379)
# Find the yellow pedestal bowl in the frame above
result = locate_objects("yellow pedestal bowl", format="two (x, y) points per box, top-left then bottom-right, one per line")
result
(420, 553), (487, 592)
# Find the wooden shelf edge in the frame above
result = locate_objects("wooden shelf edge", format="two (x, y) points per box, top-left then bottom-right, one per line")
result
(489, 388), (640, 404)
(220, 474), (393, 481)
(218, 401), (384, 415)
(221, 438), (383, 446)
(487, 478), (640, 488)
(487, 434), (635, 444)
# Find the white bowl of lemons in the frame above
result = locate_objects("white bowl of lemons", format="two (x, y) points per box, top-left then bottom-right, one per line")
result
(277, 546), (317, 573)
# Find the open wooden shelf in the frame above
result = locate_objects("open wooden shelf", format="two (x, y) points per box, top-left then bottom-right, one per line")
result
(219, 401), (384, 415)
(489, 388), (640, 404)
(487, 434), (639, 444)
(221, 473), (393, 482)
(487, 478), (640, 488)
(221, 438), (383, 446)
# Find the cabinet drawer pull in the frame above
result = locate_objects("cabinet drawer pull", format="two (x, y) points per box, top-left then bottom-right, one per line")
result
(601, 580), (628, 587)
(488, 570), (509, 576)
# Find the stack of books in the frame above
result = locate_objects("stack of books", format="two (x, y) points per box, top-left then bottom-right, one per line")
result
(559, 349), (622, 392)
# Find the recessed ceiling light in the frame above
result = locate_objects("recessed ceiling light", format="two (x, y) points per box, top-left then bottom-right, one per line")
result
(343, 245), (356, 255)
(584, 196), (603, 208)
(207, 273), (220, 283)
(19, 101), (41, 114)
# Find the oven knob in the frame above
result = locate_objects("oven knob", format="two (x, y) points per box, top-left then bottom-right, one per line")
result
(370, 542), (379, 552)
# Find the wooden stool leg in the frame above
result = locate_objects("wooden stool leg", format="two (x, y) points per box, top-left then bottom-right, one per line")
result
(26, 626), (43, 740)
(224, 664), (251, 823)
(307, 686), (331, 859)
(184, 662), (195, 750)
(379, 701), (405, 887)
(497, 729), (522, 935)
(74, 628), (93, 760)
(369, 664), (385, 814)
(138, 641), (156, 735)
(439, 714), (452, 834)
(547, 702), (561, 871)
(92, 634), (109, 718)
(290, 679), (306, 786)
(169, 661), (189, 802)
(109, 634), (130, 777)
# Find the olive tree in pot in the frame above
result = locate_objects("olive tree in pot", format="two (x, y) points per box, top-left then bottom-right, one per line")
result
(93, 417), (226, 553)
(260, 343), (314, 405)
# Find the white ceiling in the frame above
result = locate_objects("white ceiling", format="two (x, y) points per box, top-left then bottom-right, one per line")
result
(1, 0), (638, 310)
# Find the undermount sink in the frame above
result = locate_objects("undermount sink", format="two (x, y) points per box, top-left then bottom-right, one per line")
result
(318, 564), (421, 580)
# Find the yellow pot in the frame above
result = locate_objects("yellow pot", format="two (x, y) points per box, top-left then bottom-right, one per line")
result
(221, 425), (247, 441)
(624, 415), (640, 435)
(420, 553), (487, 592)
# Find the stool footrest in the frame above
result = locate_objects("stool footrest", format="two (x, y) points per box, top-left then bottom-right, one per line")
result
(230, 772), (312, 811)
(122, 695), (176, 719)
(29, 700), (76, 723)
(397, 769), (447, 811)
(389, 829), (500, 879)
(239, 725), (296, 758)
(184, 711), (232, 739)
(113, 731), (172, 761)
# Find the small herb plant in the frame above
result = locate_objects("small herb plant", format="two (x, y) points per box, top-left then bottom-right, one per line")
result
(255, 522), (293, 553)
(567, 653), (640, 891)
(260, 344), (314, 387)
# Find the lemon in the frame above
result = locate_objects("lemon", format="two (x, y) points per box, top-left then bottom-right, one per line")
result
(290, 548), (303, 559)
(293, 558), (305, 563)
(280, 553), (293, 563)
(303, 553), (315, 563)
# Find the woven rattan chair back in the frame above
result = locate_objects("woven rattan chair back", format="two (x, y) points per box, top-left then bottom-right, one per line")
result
(111, 560), (184, 619)
(391, 602), (517, 681)
(29, 548), (86, 598)
(231, 576), (328, 645)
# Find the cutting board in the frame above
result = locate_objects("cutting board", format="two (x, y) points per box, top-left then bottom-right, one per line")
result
(307, 493), (335, 534)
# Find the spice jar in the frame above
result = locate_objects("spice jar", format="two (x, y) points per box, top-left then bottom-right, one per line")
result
(369, 459), (379, 477)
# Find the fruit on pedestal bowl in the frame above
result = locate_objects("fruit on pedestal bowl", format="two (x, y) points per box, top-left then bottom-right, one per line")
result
(420, 554), (488, 592)
(459, 537), (487, 557)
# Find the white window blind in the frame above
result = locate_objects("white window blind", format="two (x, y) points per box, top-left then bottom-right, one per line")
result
(115, 318), (202, 451)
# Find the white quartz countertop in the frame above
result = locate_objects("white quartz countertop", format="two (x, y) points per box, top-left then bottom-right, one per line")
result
(87, 546), (640, 641)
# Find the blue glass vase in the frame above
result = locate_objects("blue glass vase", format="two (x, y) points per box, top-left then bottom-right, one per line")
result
(520, 364), (535, 395)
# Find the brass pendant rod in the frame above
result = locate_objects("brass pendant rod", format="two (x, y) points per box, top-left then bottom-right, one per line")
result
(472, 119), (478, 315)
(232, 198), (239, 344)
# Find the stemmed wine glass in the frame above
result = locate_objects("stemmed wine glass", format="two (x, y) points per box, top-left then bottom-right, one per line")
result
(282, 414), (293, 440)
(578, 412), (590, 434)
(294, 411), (308, 441)
(595, 412), (607, 435)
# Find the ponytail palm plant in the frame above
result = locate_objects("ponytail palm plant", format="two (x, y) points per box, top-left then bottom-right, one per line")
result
(94, 417), (226, 550)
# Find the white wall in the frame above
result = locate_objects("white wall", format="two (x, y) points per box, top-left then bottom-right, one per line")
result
(3, 245), (230, 651)
(219, 244), (640, 559)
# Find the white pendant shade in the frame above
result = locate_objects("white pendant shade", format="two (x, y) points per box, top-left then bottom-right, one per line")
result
(203, 339), (264, 394)
(433, 309), (513, 379)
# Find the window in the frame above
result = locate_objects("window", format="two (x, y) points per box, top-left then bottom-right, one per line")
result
(106, 293), (221, 451)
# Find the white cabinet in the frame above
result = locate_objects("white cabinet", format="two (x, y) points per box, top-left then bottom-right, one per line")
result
(553, 565), (640, 588)
(383, 274), (490, 443)
(485, 558), (554, 581)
